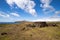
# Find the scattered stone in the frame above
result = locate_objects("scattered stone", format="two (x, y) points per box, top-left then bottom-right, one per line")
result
(1, 32), (7, 35)
(52, 24), (57, 27)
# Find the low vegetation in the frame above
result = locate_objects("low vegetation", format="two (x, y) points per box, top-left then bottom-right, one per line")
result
(0, 22), (60, 40)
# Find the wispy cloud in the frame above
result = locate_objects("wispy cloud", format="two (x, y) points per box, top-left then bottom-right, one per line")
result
(40, 0), (55, 14)
(6, 0), (37, 16)
(10, 12), (20, 17)
(0, 11), (10, 18)
(0, 11), (20, 18)
(55, 11), (60, 16)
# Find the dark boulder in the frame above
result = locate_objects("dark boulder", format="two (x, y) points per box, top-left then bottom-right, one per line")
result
(1, 32), (7, 35)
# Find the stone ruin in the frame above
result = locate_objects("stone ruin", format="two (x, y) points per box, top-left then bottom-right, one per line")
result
(34, 22), (48, 27)
(26, 22), (58, 28)
(26, 22), (48, 28)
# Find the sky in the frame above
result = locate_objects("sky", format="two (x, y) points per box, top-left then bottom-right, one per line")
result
(0, 0), (60, 22)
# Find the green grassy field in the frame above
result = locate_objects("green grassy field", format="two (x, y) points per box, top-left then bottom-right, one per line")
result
(0, 22), (60, 40)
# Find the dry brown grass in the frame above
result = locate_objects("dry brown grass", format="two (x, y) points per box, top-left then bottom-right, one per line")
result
(0, 22), (60, 40)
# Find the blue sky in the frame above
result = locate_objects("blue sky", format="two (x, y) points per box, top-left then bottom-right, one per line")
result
(0, 0), (60, 22)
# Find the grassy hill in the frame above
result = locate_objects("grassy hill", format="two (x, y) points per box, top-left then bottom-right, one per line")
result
(0, 22), (60, 40)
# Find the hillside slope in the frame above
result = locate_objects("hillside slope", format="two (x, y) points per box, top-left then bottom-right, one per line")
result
(0, 22), (60, 40)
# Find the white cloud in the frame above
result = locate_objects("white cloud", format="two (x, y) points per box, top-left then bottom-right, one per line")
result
(6, 0), (37, 16)
(55, 11), (60, 16)
(40, 0), (55, 14)
(6, 0), (14, 7)
(10, 13), (20, 17)
(28, 9), (37, 16)
(5, 14), (10, 17)
(0, 11), (10, 18)
(32, 18), (60, 22)
(0, 11), (20, 18)
(51, 11), (60, 17)
(40, 0), (60, 18)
